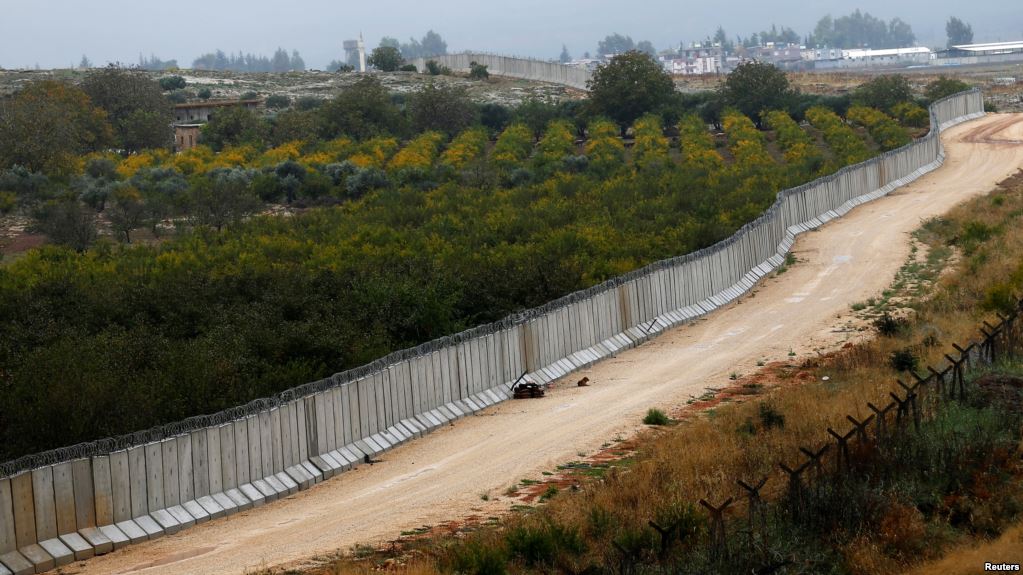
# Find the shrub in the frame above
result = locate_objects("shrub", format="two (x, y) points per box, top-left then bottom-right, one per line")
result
(643, 408), (670, 425)
(158, 75), (186, 91)
(492, 123), (534, 172)
(506, 521), (585, 567)
(197, 88), (212, 100)
(631, 114), (669, 171)
(846, 105), (911, 151)
(440, 127), (488, 172)
(399, 64), (418, 72)
(873, 312), (907, 337)
(891, 101), (929, 128)
(889, 348), (919, 372)
(562, 154), (589, 173)
(982, 283), (1016, 315)
(584, 118), (625, 176)
(323, 161), (357, 185)
(506, 168), (533, 187)
(806, 106), (873, 168)
(854, 75), (913, 113)
(0, 191), (16, 214)
(447, 540), (508, 575)
(925, 76), (971, 102)
(758, 403), (785, 429)
(425, 60), (451, 76)
(265, 94), (290, 109)
(469, 61), (490, 80)
(345, 167), (389, 198)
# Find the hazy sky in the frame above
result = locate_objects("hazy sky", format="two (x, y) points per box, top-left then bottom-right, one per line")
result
(1, 1), (1020, 69)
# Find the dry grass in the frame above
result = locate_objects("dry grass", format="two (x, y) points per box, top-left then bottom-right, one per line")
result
(903, 522), (1023, 575)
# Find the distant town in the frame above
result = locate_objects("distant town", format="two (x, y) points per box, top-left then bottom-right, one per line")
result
(562, 39), (1023, 75)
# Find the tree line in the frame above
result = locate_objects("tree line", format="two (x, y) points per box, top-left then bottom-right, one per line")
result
(192, 48), (306, 73)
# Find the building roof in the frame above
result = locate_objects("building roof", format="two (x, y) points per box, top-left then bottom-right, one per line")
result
(173, 99), (261, 110)
(952, 41), (1023, 52)
(843, 47), (931, 59)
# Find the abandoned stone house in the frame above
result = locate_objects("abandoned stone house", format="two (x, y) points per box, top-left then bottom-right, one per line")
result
(172, 98), (261, 152)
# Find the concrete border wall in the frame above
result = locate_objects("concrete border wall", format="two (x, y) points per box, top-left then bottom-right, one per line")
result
(410, 53), (592, 90)
(0, 90), (984, 573)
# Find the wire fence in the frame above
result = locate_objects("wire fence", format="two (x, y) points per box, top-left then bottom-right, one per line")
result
(615, 298), (1023, 572)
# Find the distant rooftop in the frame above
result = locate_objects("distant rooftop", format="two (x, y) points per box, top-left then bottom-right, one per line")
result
(843, 47), (932, 58)
(952, 41), (1023, 52)
(173, 99), (261, 110)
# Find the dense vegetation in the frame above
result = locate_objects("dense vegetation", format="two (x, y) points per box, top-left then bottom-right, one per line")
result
(0, 62), (949, 461)
(0, 99), (913, 460)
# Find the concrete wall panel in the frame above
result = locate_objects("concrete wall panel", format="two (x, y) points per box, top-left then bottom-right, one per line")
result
(207, 428), (223, 495)
(106, 453), (129, 524)
(270, 408), (285, 474)
(190, 430), (209, 498)
(340, 385), (355, 445)
(71, 459), (95, 529)
(260, 414), (274, 478)
(176, 435), (193, 504)
(246, 416), (263, 481)
(144, 443), (163, 514)
(32, 467), (58, 541)
(161, 440), (179, 507)
(10, 473), (35, 548)
(232, 420), (250, 486)
(127, 447), (148, 518)
(0, 478), (15, 552)
(218, 425), (236, 490)
(322, 392), (336, 453)
(296, 399), (309, 462)
(51, 463), (77, 537)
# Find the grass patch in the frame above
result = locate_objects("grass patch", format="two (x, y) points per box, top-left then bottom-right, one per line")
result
(642, 408), (670, 426)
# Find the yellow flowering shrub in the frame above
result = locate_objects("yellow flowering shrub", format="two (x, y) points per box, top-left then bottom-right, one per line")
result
(388, 132), (445, 171)
(440, 128), (488, 171)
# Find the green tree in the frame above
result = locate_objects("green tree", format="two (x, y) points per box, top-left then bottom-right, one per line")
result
(272, 48), (291, 72)
(31, 198), (97, 250)
(201, 106), (269, 150)
(318, 77), (406, 140)
(924, 76), (972, 102)
(82, 65), (174, 153)
(946, 17), (974, 48)
(265, 94), (291, 109)
(0, 80), (113, 175)
(587, 51), (675, 130)
(420, 30), (448, 57)
(636, 40), (657, 56)
(368, 46), (403, 72)
(853, 75), (913, 113)
(188, 169), (261, 231)
(269, 109), (319, 146)
(597, 33), (635, 55)
(809, 10), (916, 48)
(559, 45), (571, 64)
(158, 75), (187, 91)
(407, 83), (479, 136)
(721, 61), (794, 128)
(106, 186), (146, 242)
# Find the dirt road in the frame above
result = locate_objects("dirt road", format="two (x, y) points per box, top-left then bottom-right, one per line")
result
(66, 114), (1023, 575)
